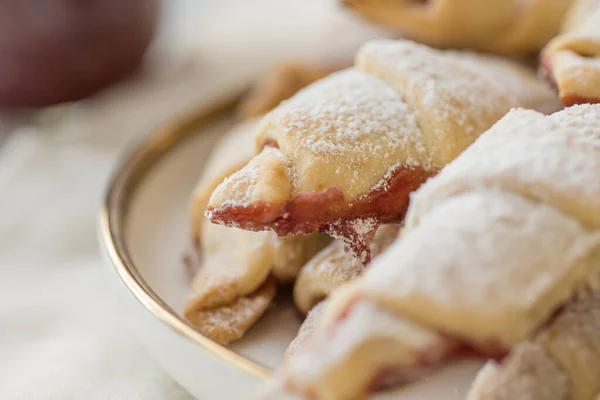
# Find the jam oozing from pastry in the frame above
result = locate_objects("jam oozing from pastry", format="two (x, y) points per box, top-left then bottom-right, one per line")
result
(207, 166), (434, 260)
(325, 218), (380, 263)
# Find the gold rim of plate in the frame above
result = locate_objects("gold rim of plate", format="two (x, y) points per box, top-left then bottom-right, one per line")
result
(98, 94), (270, 380)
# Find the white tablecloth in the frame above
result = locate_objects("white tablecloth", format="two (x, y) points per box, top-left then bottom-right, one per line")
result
(0, 1), (383, 398)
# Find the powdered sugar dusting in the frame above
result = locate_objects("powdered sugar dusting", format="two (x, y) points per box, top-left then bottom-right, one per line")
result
(185, 279), (275, 345)
(279, 69), (424, 158)
(219, 166), (260, 208)
(349, 216), (379, 239)
(357, 40), (559, 165)
(289, 299), (451, 386)
(326, 216), (380, 262)
(261, 68), (429, 200)
(360, 162), (402, 200)
(550, 104), (600, 140)
(286, 301), (325, 360)
(308, 240), (365, 283)
(409, 106), (600, 229)
(207, 146), (293, 210)
(293, 224), (400, 312)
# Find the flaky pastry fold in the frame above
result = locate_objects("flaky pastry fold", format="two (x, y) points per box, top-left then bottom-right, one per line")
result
(185, 120), (328, 345)
(293, 224), (400, 315)
(541, 0), (600, 105)
(341, 0), (572, 55)
(264, 105), (600, 399)
(185, 63), (339, 344)
(206, 39), (560, 260)
(469, 291), (600, 400)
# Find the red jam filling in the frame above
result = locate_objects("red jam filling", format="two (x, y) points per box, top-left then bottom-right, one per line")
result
(207, 166), (434, 260)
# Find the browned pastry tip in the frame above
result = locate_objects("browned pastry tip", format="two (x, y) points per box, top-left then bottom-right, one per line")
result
(540, 53), (600, 107)
(184, 277), (276, 345)
(340, 0), (570, 55)
(539, 0), (600, 106)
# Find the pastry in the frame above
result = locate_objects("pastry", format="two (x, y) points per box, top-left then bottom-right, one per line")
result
(541, 0), (600, 105)
(293, 224), (400, 315)
(264, 105), (600, 399)
(468, 291), (600, 400)
(206, 39), (560, 261)
(340, 0), (572, 54)
(239, 62), (341, 119)
(284, 301), (327, 363)
(286, 224), (400, 369)
(185, 60), (340, 344)
(186, 278), (277, 346)
(185, 120), (329, 345)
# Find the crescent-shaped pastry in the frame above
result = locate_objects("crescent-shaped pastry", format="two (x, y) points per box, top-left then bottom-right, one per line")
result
(284, 301), (327, 363)
(239, 62), (341, 119)
(185, 119), (329, 345)
(468, 291), (600, 400)
(206, 39), (560, 260)
(285, 224), (401, 372)
(264, 105), (600, 399)
(293, 224), (400, 315)
(541, 0), (600, 105)
(340, 0), (572, 54)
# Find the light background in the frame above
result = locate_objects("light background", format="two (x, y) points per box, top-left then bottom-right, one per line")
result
(0, 1), (384, 398)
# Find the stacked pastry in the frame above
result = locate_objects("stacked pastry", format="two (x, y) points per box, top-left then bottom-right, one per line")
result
(184, 2), (600, 397)
(186, 61), (394, 345)
(541, 0), (600, 105)
(205, 40), (559, 260)
(343, 0), (600, 106)
(185, 110), (401, 346)
(187, 39), (558, 342)
(185, 118), (328, 344)
(187, 38), (559, 343)
(286, 224), (401, 362)
(267, 104), (600, 400)
(184, 63), (341, 344)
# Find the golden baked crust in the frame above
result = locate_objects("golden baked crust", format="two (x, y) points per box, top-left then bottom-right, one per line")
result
(284, 301), (326, 363)
(185, 278), (277, 345)
(467, 343), (570, 400)
(265, 105), (600, 400)
(284, 225), (400, 375)
(239, 62), (341, 119)
(541, 0), (600, 105)
(468, 291), (600, 400)
(341, 0), (572, 54)
(185, 58), (341, 344)
(190, 119), (261, 248)
(186, 122), (328, 344)
(293, 224), (400, 314)
(282, 294), (458, 400)
(207, 39), (560, 259)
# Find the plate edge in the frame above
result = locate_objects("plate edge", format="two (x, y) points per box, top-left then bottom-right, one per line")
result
(97, 92), (271, 380)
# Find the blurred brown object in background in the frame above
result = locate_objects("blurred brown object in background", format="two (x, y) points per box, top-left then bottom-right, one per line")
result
(239, 62), (342, 119)
(340, 0), (572, 55)
(0, 0), (159, 108)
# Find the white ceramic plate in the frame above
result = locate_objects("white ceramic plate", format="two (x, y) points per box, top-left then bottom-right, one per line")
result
(99, 97), (484, 400)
